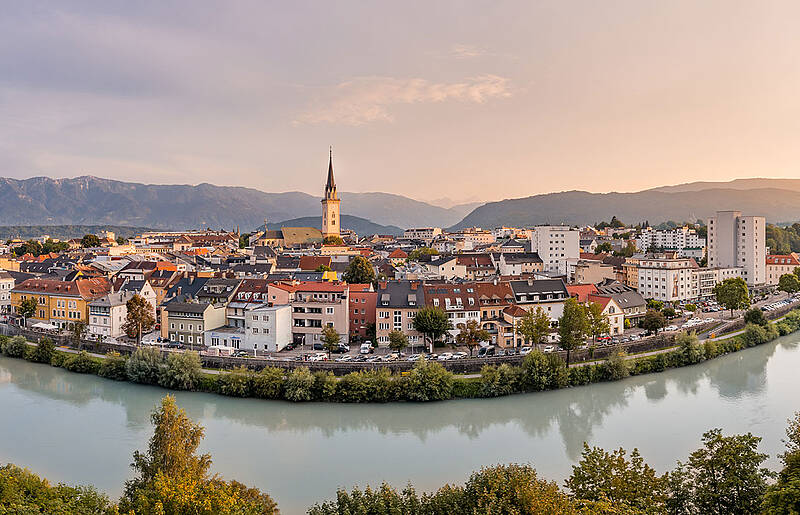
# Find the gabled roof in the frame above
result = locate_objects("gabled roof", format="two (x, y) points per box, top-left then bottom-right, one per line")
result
(388, 249), (408, 259)
(767, 254), (800, 266)
(566, 284), (599, 302)
(299, 256), (332, 271)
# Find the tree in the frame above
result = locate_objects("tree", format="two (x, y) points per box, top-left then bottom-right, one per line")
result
(31, 337), (55, 364)
(238, 233), (249, 248)
(120, 395), (277, 514)
(70, 321), (87, 350)
(412, 306), (452, 350)
(779, 273), (800, 296)
(646, 299), (663, 310)
(667, 429), (772, 515)
(455, 319), (490, 356)
(315, 264), (332, 272)
(81, 234), (101, 248)
(586, 302), (610, 341)
(642, 309), (666, 335)
(662, 306), (676, 319)
(388, 329), (408, 354)
(407, 247), (438, 261)
(18, 297), (38, 322)
(713, 277), (750, 318)
(0, 464), (114, 514)
(321, 325), (341, 356)
(743, 308), (768, 327)
(595, 242), (613, 253)
(516, 306), (551, 350)
(763, 412), (800, 512)
(557, 298), (588, 365)
(566, 443), (665, 512)
(323, 235), (344, 245)
(123, 294), (155, 346)
(342, 255), (375, 284)
(116, 236), (128, 245)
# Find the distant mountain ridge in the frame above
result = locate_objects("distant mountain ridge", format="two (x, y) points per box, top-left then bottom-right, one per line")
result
(264, 215), (403, 237)
(0, 176), (471, 231)
(452, 186), (800, 229)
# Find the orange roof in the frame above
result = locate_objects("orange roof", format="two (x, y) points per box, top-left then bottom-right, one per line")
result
(388, 249), (408, 259)
(566, 284), (599, 302)
(587, 294), (613, 310)
(294, 281), (347, 293)
(299, 256), (332, 271)
(767, 254), (800, 266)
(580, 252), (607, 261)
(503, 304), (527, 317)
(13, 277), (111, 300)
(348, 283), (374, 293)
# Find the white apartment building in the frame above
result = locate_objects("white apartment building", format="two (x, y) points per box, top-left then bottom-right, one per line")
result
(637, 256), (698, 302)
(766, 254), (800, 286)
(530, 226), (580, 275)
(693, 267), (742, 299)
(636, 226), (705, 252)
(88, 291), (135, 338)
(403, 227), (442, 241)
(707, 211), (765, 286)
(0, 272), (13, 314)
(244, 303), (292, 352)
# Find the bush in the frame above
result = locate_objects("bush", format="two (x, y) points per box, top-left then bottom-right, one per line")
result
(158, 351), (202, 390)
(702, 341), (719, 360)
(601, 351), (629, 381)
(776, 322), (792, 336)
(569, 364), (596, 386)
(251, 367), (285, 400)
(521, 351), (568, 391)
(4, 335), (28, 358)
(742, 323), (768, 347)
(98, 352), (128, 381)
(336, 369), (394, 403)
(676, 331), (703, 365)
(452, 377), (484, 398)
(0, 335), (8, 353)
(744, 308), (768, 327)
(0, 463), (114, 514)
(405, 359), (454, 402)
(285, 367), (315, 402)
(480, 364), (521, 397)
(312, 371), (337, 401)
(62, 351), (100, 374)
(30, 338), (55, 364)
(50, 351), (67, 368)
(126, 346), (164, 384)
(217, 367), (252, 397)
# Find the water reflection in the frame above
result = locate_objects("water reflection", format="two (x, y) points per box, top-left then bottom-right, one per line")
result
(0, 332), (789, 459)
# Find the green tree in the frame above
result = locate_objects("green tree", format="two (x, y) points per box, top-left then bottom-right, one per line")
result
(666, 429), (773, 515)
(676, 331), (703, 365)
(743, 307), (768, 327)
(321, 325), (341, 357)
(713, 277), (750, 318)
(404, 358), (454, 401)
(0, 464), (114, 514)
(763, 411), (800, 513)
(342, 255), (376, 284)
(779, 273), (800, 296)
(238, 233), (249, 248)
(407, 247), (439, 260)
(662, 306), (676, 319)
(158, 351), (202, 390)
(642, 309), (666, 335)
(455, 319), (490, 356)
(412, 306), (452, 350)
(119, 395), (277, 514)
(70, 320), (87, 350)
(314, 264), (332, 272)
(81, 234), (101, 248)
(387, 329), (408, 354)
(126, 346), (164, 385)
(31, 337), (55, 364)
(122, 294), (155, 346)
(516, 306), (551, 350)
(595, 242), (613, 253)
(323, 235), (344, 245)
(18, 297), (38, 321)
(602, 350), (629, 380)
(646, 299), (663, 310)
(557, 298), (588, 365)
(566, 443), (665, 512)
(586, 302), (610, 341)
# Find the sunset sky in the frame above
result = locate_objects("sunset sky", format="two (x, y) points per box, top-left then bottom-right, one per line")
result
(2, 1), (800, 204)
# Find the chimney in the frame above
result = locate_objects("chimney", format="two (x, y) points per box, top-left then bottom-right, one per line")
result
(177, 286), (182, 297)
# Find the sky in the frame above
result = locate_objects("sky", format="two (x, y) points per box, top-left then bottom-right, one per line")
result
(2, 1), (800, 204)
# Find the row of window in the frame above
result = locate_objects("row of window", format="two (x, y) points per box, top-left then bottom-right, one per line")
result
(170, 322), (204, 331)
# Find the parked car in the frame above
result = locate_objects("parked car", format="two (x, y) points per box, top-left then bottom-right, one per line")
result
(360, 342), (374, 354)
(664, 325), (678, 332)
(477, 346), (496, 357)
(312, 343), (324, 351)
(519, 346), (532, 356)
(331, 343), (350, 354)
(453, 351), (468, 359)
(406, 354), (422, 362)
(542, 345), (555, 353)
(309, 353), (328, 362)
(437, 352), (454, 361)
(232, 351), (248, 358)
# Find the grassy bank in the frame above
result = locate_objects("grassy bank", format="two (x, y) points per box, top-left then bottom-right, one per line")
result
(1, 309), (798, 403)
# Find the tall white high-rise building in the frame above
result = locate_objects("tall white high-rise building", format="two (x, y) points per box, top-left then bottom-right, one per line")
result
(707, 210), (765, 286)
(530, 226), (580, 275)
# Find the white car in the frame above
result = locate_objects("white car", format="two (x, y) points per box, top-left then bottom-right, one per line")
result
(704, 318), (714, 323)
(664, 325), (678, 332)
(542, 345), (555, 353)
(453, 351), (468, 359)
(309, 353), (328, 362)
(437, 352), (454, 361)
(519, 346), (532, 355)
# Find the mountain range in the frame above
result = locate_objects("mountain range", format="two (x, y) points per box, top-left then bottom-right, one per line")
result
(3, 176), (800, 233)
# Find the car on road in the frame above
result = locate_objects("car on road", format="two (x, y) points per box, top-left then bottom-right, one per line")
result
(334, 355), (352, 362)
(331, 343), (350, 354)
(360, 342), (374, 354)
(309, 353), (328, 362)
(312, 343), (324, 351)
(519, 346), (532, 356)
(437, 352), (454, 361)
(543, 345), (555, 353)
(477, 346), (495, 357)
(232, 351), (248, 358)
(664, 325), (678, 332)
(453, 351), (468, 359)
(406, 354), (422, 362)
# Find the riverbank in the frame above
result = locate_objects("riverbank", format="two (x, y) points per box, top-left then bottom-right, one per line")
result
(1, 308), (797, 404)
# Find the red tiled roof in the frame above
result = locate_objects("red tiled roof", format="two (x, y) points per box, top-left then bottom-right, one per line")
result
(767, 254), (800, 266)
(388, 249), (408, 259)
(298, 256), (332, 271)
(13, 277), (111, 300)
(503, 304), (527, 317)
(566, 284), (599, 302)
(587, 294), (613, 310)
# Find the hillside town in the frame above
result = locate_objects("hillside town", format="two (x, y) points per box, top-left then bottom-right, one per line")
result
(0, 154), (792, 362)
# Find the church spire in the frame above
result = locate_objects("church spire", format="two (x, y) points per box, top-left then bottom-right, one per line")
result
(325, 146), (337, 199)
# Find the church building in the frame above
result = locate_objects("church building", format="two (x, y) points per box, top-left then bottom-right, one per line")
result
(321, 148), (341, 239)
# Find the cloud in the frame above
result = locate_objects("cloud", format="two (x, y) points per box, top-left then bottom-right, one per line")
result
(449, 44), (488, 59)
(294, 75), (512, 126)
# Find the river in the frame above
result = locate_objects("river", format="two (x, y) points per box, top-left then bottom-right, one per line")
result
(1, 333), (798, 514)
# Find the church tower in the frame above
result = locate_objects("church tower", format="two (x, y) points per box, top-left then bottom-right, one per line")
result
(321, 147), (340, 239)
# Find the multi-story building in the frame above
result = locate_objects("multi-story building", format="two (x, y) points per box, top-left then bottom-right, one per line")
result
(165, 300), (226, 349)
(530, 226), (580, 275)
(243, 303), (292, 352)
(636, 256), (698, 302)
(636, 226), (705, 253)
(473, 281), (515, 345)
(422, 283), (482, 344)
(707, 210), (765, 286)
(291, 282), (349, 345)
(11, 277), (112, 329)
(348, 283), (376, 342)
(375, 281), (425, 348)
(88, 291), (136, 338)
(766, 254), (800, 286)
(508, 279), (569, 342)
(693, 267), (742, 299)
(403, 227), (442, 241)
(493, 253), (543, 277)
(0, 271), (13, 313)
(595, 279), (647, 324)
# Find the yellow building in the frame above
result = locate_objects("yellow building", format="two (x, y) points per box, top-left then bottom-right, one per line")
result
(11, 277), (112, 329)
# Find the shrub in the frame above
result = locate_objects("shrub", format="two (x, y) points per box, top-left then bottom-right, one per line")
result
(480, 364), (521, 397)
(158, 351), (202, 390)
(743, 308), (768, 327)
(4, 336), (28, 358)
(569, 364), (595, 386)
(98, 352), (128, 381)
(742, 323), (768, 347)
(50, 351), (67, 368)
(0, 335), (8, 353)
(126, 346), (164, 384)
(521, 351), (568, 391)
(676, 331), (703, 365)
(62, 351), (100, 374)
(452, 377), (483, 398)
(251, 367), (285, 400)
(30, 338), (55, 364)
(765, 323), (780, 342)
(285, 367), (316, 402)
(776, 322), (791, 336)
(404, 359), (454, 402)
(702, 341), (719, 360)
(336, 369), (394, 403)
(312, 371), (337, 401)
(217, 367), (252, 397)
(602, 351), (629, 381)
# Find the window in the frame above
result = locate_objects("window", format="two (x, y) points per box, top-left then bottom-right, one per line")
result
(326, 307), (334, 315)
(262, 315), (269, 321)
(253, 328), (259, 333)
(253, 315), (258, 320)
